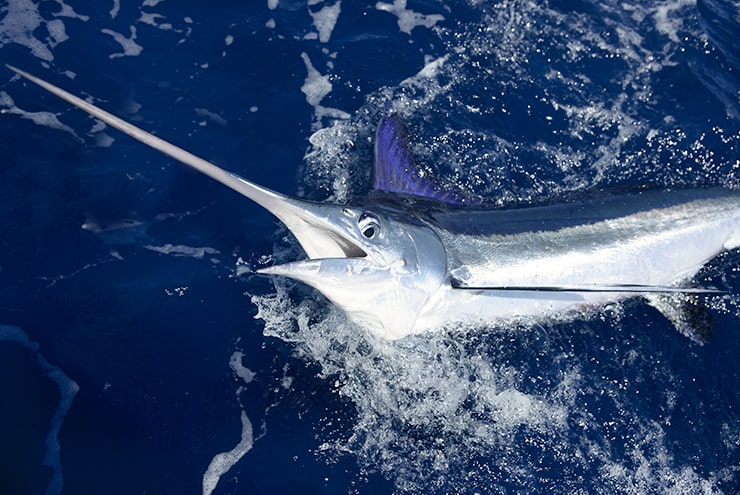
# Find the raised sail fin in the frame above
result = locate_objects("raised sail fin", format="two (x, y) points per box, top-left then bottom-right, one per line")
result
(372, 113), (469, 204)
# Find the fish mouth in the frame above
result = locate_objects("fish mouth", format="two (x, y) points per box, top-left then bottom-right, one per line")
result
(241, 182), (386, 286)
(248, 186), (367, 261)
(254, 214), (375, 286)
(275, 208), (367, 261)
(252, 193), (389, 290)
(233, 177), (371, 278)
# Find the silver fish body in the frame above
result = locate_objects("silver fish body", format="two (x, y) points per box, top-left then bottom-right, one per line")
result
(411, 189), (740, 336)
(7, 65), (739, 341)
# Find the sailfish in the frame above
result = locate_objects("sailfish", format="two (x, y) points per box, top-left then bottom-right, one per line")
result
(7, 65), (740, 342)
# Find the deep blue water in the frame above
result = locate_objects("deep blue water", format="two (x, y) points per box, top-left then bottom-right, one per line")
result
(1, 1), (739, 494)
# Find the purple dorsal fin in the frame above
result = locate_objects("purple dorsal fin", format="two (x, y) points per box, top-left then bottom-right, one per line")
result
(372, 114), (468, 204)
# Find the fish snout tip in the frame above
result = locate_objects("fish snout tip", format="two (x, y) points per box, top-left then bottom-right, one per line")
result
(255, 265), (278, 275)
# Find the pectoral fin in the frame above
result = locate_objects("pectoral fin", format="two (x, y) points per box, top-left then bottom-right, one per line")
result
(450, 279), (721, 294)
(451, 279), (715, 343)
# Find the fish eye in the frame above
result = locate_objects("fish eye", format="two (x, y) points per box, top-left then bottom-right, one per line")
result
(358, 212), (381, 239)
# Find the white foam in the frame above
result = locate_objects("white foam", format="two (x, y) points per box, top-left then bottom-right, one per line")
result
(110, 0), (121, 19)
(53, 1), (89, 21)
(400, 55), (448, 89)
(164, 286), (189, 296)
(95, 131), (115, 147)
(0, 0), (55, 61)
(254, 282), (578, 484)
(229, 351), (256, 384)
(0, 325), (79, 495)
(101, 26), (143, 58)
(267, 0), (279, 10)
(143, 243), (221, 259)
(138, 12), (172, 30)
(0, 90), (80, 139)
(304, 121), (358, 201)
(596, 421), (718, 494)
(300, 52), (332, 107)
(45, 19), (69, 48)
(650, 0), (695, 43)
(202, 411), (254, 495)
(194, 108), (228, 127)
(300, 52), (349, 129)
(0, 0), (87, 62)
(375, 0), (444, 35)
(309, 1), (341, 43)
(233, 257), (252, 277)
(255, 272), (734, 492)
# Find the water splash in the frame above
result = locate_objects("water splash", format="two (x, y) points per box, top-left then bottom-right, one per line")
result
(257, 0), (740, 492)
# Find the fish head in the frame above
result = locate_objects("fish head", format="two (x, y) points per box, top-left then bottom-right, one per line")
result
(3, 66), (450, 339)
(256, 196), (447, 340)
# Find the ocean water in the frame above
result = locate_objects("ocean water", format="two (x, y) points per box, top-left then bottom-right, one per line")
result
(1, 0), (739, 494)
